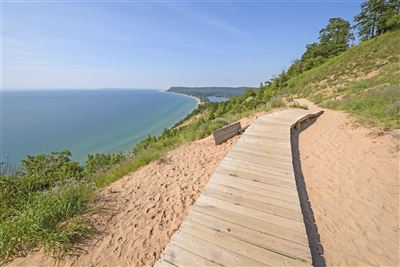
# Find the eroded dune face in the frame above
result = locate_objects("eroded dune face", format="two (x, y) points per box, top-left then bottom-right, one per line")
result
(8, 114), (261, 267)
(299, 101), (399, 266)
(9, 103), (399, 267)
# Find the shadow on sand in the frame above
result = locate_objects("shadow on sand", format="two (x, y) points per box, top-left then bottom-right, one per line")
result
(291, 116), (326, 267)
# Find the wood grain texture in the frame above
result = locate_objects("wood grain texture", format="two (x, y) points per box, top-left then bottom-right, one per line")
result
(156, 109), (322, 266)
(213, 122), (242, 145)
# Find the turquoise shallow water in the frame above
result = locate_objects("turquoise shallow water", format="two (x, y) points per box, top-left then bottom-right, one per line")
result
(1, 89), (197, 166)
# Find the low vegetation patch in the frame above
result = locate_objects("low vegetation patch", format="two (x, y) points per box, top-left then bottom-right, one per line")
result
(0, 151), (94, 264)
(323, 85), (400, 129)
(288, 103), (309, 110)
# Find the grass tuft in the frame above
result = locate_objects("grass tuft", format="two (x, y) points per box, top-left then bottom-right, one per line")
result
(322, 85), (400, 129)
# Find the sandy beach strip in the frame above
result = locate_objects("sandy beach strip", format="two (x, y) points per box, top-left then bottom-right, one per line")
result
(163, 90), (202, 107)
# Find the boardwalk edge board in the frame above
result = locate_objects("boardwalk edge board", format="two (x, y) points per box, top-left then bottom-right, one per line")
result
(156, 108), (323, 267)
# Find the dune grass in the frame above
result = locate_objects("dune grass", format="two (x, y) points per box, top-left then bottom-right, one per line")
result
(323, 85), (400, 129)
(282, 30), (400, 129)
(285, 30), (399, 97)
(0, 152), (95, 264)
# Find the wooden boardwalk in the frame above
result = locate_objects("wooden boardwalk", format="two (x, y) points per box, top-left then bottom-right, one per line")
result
(156, 109), (322, 267)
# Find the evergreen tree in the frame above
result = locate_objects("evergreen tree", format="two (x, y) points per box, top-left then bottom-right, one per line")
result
(355, 0), (400, 40)
(319, 18), (354, 56)
(380, 0), (400, 31)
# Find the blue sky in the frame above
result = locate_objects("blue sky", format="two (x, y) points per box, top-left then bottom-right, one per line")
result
(3, 0), (361, 89)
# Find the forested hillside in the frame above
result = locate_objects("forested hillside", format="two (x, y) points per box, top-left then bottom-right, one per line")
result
(167, 86), (249, 102)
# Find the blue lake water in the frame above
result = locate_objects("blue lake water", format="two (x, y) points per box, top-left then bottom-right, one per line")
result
(1, 89), (197, 166)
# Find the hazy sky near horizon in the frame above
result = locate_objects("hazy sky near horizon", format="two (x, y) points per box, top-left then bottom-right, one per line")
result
(3, 1), (361, 90)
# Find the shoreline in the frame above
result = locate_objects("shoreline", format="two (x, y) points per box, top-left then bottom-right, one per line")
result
(4, 90), (200, 167)
(161, 90), (201, 108)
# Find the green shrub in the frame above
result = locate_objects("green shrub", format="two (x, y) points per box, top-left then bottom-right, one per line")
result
(0, 152), (94, 264)
(85, 152), (125, 176)
(289, 102), (309, 110)
(18, 151), (84, 190)
(0, 181), (93, 262)
(329, 85), (400, 128)
(269, 97), (285, 108)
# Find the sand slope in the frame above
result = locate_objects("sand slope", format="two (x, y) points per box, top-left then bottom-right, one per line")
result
(8, 104), (399, 266)
(297, 100), (399, 266)
(9, 115), (260, 267)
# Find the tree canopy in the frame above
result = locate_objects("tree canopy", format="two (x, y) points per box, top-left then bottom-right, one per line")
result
(319, 18), (354, 56)
(355, 0), (400, 40)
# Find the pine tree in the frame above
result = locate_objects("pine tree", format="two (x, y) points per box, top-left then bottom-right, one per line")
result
(319, 18), (354, 56)
(379, 0), (400, 32)
(355, 0), (400, 40)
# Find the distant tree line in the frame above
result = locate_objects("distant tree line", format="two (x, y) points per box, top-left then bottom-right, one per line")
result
(167, 86), (249, 102)
(259, 0), (399, 92)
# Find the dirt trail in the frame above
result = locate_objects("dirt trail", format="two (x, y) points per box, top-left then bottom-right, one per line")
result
(296, 99), (399, 266)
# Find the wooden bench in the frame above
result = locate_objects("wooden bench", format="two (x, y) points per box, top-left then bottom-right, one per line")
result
(212, 122), (242, 145)
(155, 109), (324, 267)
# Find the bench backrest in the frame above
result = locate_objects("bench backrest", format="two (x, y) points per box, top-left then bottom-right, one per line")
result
(212, 122), (242, 145)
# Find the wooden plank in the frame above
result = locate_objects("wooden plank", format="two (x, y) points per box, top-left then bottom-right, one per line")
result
(192, 205), (309, 246)
(197, 195), (305, 232)
(234, 144), (292, 154)
(202, 186), (303, 221)
(225, 151), (294, 167)
(215, 165), (294, 182)
(236, 139), (291, 148)
(179, 220), (311, 266)
(214, 167), (297, 192)
(212, 122), (241, 145)
(226, 148), (292, 161)
(208, 170), (297, 192)
(205, 182), (301, 211)
(224, 156), (293, 173)
(171, 231), (264, 266)
(187, 210), (312, 264)
(221, 159), (295, 177)
(235, 138), (292, 147)
(223, 157), (294, 175)
(208, 177), (300, 204)
(216, 164), (295, 183)
(155, 109), (323, 266)
(160, 244), (220, 266)
(245, 128), (289, 135)
(244, 132), (291, 140)
(227, 151), (295, 169)
(234, 146), (293, 160)
(212, 172), (299, 198)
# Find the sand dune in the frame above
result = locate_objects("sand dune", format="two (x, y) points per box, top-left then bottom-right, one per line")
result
(9, 115), (260, 267)
(8, 104), (399, 266)
(10, 137), (238, 267)
(297, 100), (399, 266)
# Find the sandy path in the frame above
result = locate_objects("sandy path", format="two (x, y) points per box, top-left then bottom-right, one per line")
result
(8, 115), (259, 267)
(297, 100), (399, 266)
